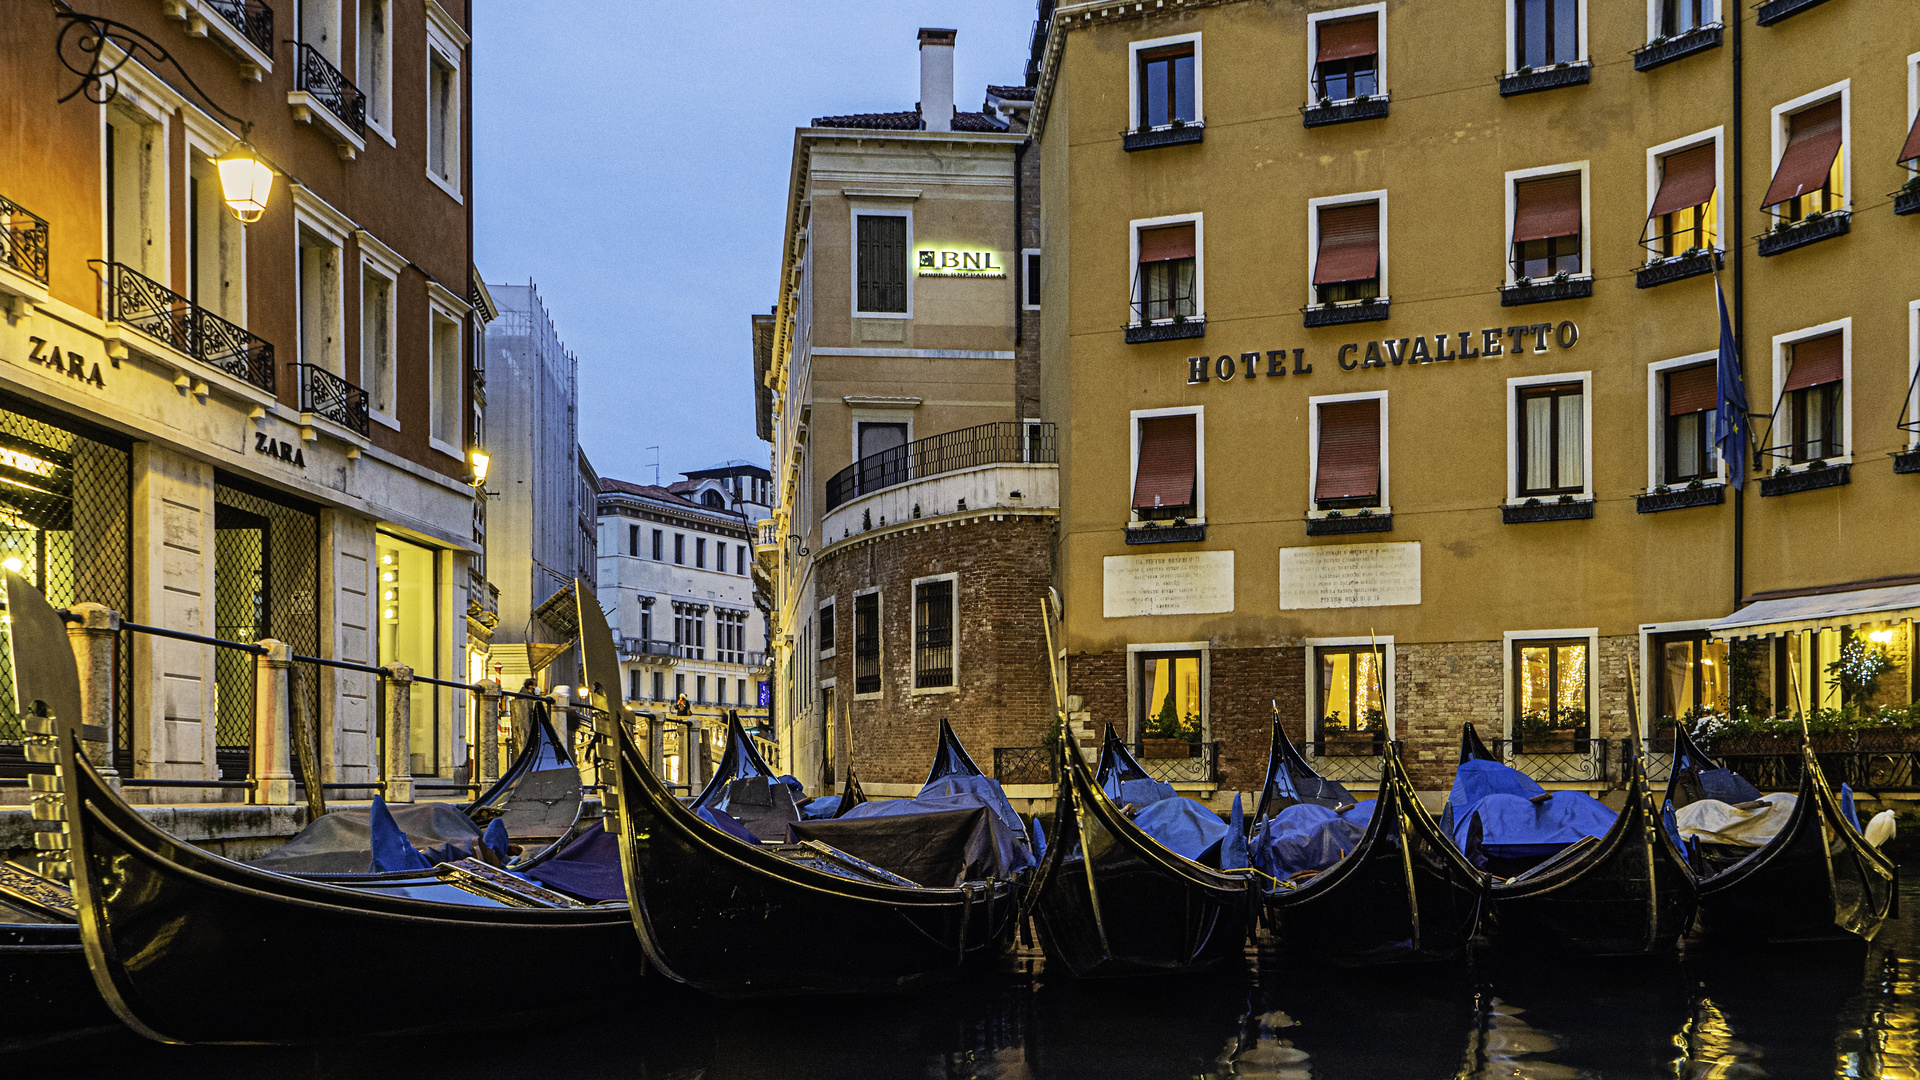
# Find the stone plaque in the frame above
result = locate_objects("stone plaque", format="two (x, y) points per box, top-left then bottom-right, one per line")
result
(1278, 542), (1421, 610)
(1103, 551), (1235, 618)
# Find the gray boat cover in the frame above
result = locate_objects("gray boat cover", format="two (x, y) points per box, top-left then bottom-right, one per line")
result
(788, 802), (1024, 886)
(249, 802), (482, 874)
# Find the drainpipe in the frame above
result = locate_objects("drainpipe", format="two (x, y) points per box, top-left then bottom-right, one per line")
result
(1730, 6), (1746, 608)
(1013, 138), (1026, 349)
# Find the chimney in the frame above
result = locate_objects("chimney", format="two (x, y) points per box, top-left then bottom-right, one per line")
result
(918, 28), (956, 133)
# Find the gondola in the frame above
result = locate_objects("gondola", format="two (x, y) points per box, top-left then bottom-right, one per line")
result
(1471, 726), (1697, 957)
(1022, 730), (1253, 977)
(0, 862), (114, 1044)
(1253, 717), (1488, 965)
(1666, 724), (1897, 943)
(580, 583), (1018, 997)
(926, 716), (986, 785)
(11, 571), (647, 1045)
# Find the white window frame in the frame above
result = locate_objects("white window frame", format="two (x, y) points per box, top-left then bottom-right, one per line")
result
(1768, 317), (1853, 472)
(423, 1), (469, 203)
(1505, 0), (1590, 73)
(818, 597), (836, 659)
(293, 187), (353, 380)
(1128, 211), (1204, 327)
(1021, 248), (1042, 311)
(1307, 390), (1390, 519)
(300, 0), (343, 67)
(1643, 127), (1724, 264)
(1909, 52), (1920, 179)
(1125, 641), (1210, 744)
(1636, 617), (1720, 738)
(426, 281), (467, 458)
(356, 229), (404, 430)
(1503, 162), (1591, 287)
(1305, 4), (1388, 104)
(909, 572), (960, 696)
(1128, 404), (1205, 524)
(1501, 628), (1601, 741)
(850, 408), (915, 467)
(1127, 32), (1204, 132)
(1506, 370), (1595, 504)
(848, 202), (913, 319)
(182, 124), (248, 325)
(852, 586), (883, 702)
(358, 0), (396, 145)
(1304, 636), (1396, 741)
(1305, 190), (1389, 311)
(1643, 0), (1722, 41)
(1645, 351), (1727, 491)
(1770, 81), (1850, 214)
(1908, 298), (1920, 450)
(100, 66), (175, 288)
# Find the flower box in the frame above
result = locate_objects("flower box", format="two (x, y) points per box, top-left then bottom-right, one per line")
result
(1141, 738), (1196, 760)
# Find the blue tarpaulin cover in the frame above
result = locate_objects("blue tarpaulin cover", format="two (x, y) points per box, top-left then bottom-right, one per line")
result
(1842, 783), (1861, 831)
(1444, 758), (1546, 827)
(1252, 800), (1375, 878)
(1700, 768), (1764, 804)
(1219, 794), (1250, 871)
(1453, 791), (1615, 859)
(800, 795), (843, 819)
(1132, 796), (1229, 862)
(696, 804), (760, 844)
(481, 819), (510, 861)
(522, 821), (624, 901)
(1103, 774), (1177, 808)
(368, 795), (434, 873)
(838, 785), (1036, 874)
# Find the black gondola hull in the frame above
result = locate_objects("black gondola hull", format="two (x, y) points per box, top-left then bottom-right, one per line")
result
(0, 924), (115, 1043)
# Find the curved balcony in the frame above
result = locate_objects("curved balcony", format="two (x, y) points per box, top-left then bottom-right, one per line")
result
(821, 422), (1057, 548)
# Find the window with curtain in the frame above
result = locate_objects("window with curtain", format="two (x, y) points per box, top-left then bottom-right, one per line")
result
(1316, 646), (1386, 740)
(1782, 333), (1844, 462)
(1313, 202), (1381, 305)
(1135, 223), (1196, 323)
(1659, 0), (1715, 35)
(1132, 414), (1198, 520)
(855, 214), (907, 313)
(1137, 45), (1196, 128)
(1314, 399), (1382, 509)
(1645, 144), (1717, 258)
(1512, 173), (1582, 279)
(1138, 651), (1203, 741)
(1514, 638), (1589, 744)
(1515, 0), (1579, 69)
(913, 578), (955, 689)
(1664, 364), (1718, 484)
(1654, 632), (1728, 726)
(1762, 100), (1843, 224)
(1517, 382), (1585, 496)
(1314, 16), (1378, 102)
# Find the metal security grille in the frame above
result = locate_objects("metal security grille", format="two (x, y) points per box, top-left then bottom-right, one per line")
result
(853, 592), (881, 695)
(213, 479), (319, 781)
(913, 579), (954, 689)
(0, 401), (132, 776)
(855, 215), (906, 313)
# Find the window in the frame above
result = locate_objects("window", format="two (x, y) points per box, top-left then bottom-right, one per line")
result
(1136, 43), (1196, 129)
(1763, 96), (1845, 225)
(357, 0), (391, 134)
(640, 605), (652, 643)
(673, 534), (685, 565)
(628, 524), (640, 555)
(360, 262), (396, 422)
(1511, 172), (1583, 280)
(854, 213), (907, 314)
(738, 678), (747, 705)
(1903, 53), (1920, 180)
(675, 673), (685, 701)
(377, 537), (440, 775)
(1780, 332), (1845, 463)
(1659, 0), (1716, 36)
(1514, 0), (1581, 70)
(1312, 395), (1384, 510)
(1131, 411), (1199, 521)
(1133, 221), (1198, 324)
(1137, 650), (1202, 741)
(1311, 200), (1383, 306)
(737, 545), (747, 573)
(819, 599), (836, 658)
(1513, 637), (1591, 745)
(429, 309), (461, 451)
(717, 543), (728, 574)
(1644, 141), (1718, 259)
(629, 669), (641, 701)
(696, 537), (706, 569)
(652, 529), (663, 560)
(427, 47), (460, 194)
(1311, 13), (1379, 103)
(1653, 632), (1728, 724)
(103, 97), (165, 283)
(1662, 363), (1718, 484)
(696, 676), (707, 704)
(298, 225), (345, 375)
(652, 671), (664, 701)
(186, 150), (245, 323)
(853, 591), (881, 697)
(855, 421), (910, 489)
(913, 576), (956, 691)
(1314, 645), (1387, 740)
(1515, 381), (1587, 497)
(1022, 249), (1042, 310)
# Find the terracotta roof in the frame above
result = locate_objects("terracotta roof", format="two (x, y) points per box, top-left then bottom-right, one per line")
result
(953, 111), (1007, 132)
(598, 477), (704, 510)
(811, 107), (1007, 133)
(986, 85), (1035, 101)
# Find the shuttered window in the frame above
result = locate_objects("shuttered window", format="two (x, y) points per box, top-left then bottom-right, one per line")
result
(1132, 414), (1198, 517)
(856, 214), (907, 313)
(1667, 364), (1717, 415)
(1137, 224), (1197, 322)
(1648, 144), (1717, 256)
(1315, 399), (1382, 507)
(1314, 202), (1381, 305)
(913, 578), (955, 690)
(1762, 100), (1843, 216)
(1901, 110), (1920, 167)
(1513, 173), (1583, 279)
(1783, 333), (1842, 392)
(1664, 364), (1717, 485)
(1783, 334), (1845, 463)
(1313, 15), (1378, 101)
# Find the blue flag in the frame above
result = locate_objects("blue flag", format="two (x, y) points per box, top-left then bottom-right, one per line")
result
(1713, 282), (1750, 490)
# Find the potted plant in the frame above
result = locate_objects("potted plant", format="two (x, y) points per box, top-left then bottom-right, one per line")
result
(1516, 709), (1584, 753)
(1141, 697), (1197, 759)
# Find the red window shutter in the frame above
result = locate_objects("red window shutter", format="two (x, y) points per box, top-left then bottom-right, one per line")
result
(1316, 15), (1378, 63)
(1313, 203), (1381, 285)
(1782, 333), (1843, 392)
(1512, 174), (1582, 242)
(1138, 224), (1196, 263)
(1900, 111), (1920, 166)
(1666, 364), (1717, 416)
(1133, 415), (1197, 510)
(1761, 100), (1843, 208)
(1315, 400), (1381, 501)
(1649, 144), (1717, 218)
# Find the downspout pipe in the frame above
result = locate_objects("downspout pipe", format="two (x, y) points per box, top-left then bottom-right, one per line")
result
(1731, 3), (1746, 608)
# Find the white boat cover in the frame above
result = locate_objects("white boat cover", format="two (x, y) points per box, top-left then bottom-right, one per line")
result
(1674, 792), (1798, 848)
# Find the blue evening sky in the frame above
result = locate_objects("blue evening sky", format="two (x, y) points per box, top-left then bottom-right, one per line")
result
(473, 1), (1037, 487)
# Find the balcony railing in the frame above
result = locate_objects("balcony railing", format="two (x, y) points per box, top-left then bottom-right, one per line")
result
(1129, 740), (1220, 785)
(1498, 62), (1592, 97)
(1301, 739), (1388, 784)
(1635, 484), (1725, 513)
(1, 195), (49, 285)
(1121, 121), (1205, 152)
(1305, 512), (1392, 536)
(993, 745), (1055, 786)
(1300, 95), (1390, 128)
(823, 421), (1056, 514)
(97, 261), (275, 393)
(1759, 462), (1850, 496)
(1755, 0), (1833, 25)
(1631, 25), (1722, 71)
(204, 0), (274, 53)
(292, 363), (370, 437)
(1485, 735), (1609, 783)
(1635, 249), (1721, 289)
(291, 41), (366, 136)
(618, 638), (682, 660)
(1755, 212), (1849, 257)
(1500, 275), (1594, 306)
(1704, 731), (1920, 792)
(1502, 498), (1594, 524)
(1302, 298), (1390, 327)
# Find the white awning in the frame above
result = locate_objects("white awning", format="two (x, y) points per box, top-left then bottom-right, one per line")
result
(1707, 583), (1920, 639)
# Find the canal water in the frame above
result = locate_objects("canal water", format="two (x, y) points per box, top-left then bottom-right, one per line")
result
(17, 874), (1920, 1078)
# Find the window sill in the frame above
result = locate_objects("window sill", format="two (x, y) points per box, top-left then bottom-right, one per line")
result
(1124, 521), (1207, 545)
(1302, 299), (1390, 327)
(1635, 485), (1725, 513)
(853, 692), (883, 703)
(1759, 463), (1850, 496)
(1498, 62), (1591, 97)
(1894, 189), (1920, 217)
(1756, 0), (1834, 25)
(428, 436), (464, 460)
(371, 410), (401, 432)
(287, 92), (367, 161)
(1125, 318), (1206, 344)
(1895, 449), (1920, 474)
(426, 170), (465, 205)
(1635, 250), (1721, 289)
(910, 685), (958, 696)
(1122, 122), (1205, 151)
(1755, 212), (1849, 256)
(1305, 512), (1393, 536)
(164, 0), (274, 81)
(1300, 96), (1390, 128)
(1500, 277), (1593, 307)
(1631, 25), (1722, 71)
(1502, 499), (1594, 524)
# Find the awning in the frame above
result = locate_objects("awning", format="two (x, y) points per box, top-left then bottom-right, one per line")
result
(1707, 583), (1920, 639)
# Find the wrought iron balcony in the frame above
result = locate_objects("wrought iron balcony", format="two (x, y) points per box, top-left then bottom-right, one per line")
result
(1635, 484), (1725, 513)
(1895, 449), (1920, 474)
(1301, 95), (1390, 128)
(1122, 121), (1205, 152)
(1759, 462), (1850, 496)
(1124, 520), (1206, 545)
(204, 0), (274, 53)
(1306, 512), (1392, 536)
(618, 638), (682, 660)
(1756, 0), (1833, 25)
(1502, 498), (1594, 524)
(1498, 62), (1591, 97)
(1124, 316), (1205, 344)
(1127, 740), (1219, 785)
(823, 421), (1056, 513)
(292, 363), (370, 437)
(1631, 25), (1722, 71)
(993, 745), (1056, 786)
(1300, 739), (1388, 784)
(1755, 212), (1849, 257)
(1894, 185), (1919, 217)
(1485, 736), (1609, 784)
(1, 195), (49, 285)
(97, 261), (275, 393)
(1302, 298), (1389, 327)
(291, 41), (366, 136)
(1635, 249), (1721, 289)
(1500, 276), (1593, 306)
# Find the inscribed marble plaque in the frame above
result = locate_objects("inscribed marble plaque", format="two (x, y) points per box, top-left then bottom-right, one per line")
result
(1278, 542), (1421, 610)
(1103, 551), (1235, 618)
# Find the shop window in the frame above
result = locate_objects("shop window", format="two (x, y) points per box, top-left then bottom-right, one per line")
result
(854, 213), (908, 314)
(377, 535), (438, 775)
(1137, 650), (1203, 741)
(1654, 632), (1728, 727)
(1513, 638), (1589, 746)
(1511, 173), (1584, 281)
(1136, 43), (1196, 128)
(1515, 382), (1586, 496)
(1644, 142), (1718, 259)
(1313, 397), (1384, 510)
(1763, 98), (1844, 225)
(1781, 332), (1845, 463)
(913, 576), (956, 691)
(1662, 364), (1718, 484)
(1514, 0), (1581, 69)
(853, 590), (881, 697)
(1312, 201), (1382, 306)
(1133, 222), (1198, 324)
(1315, 645), (1386, 740)
(1131, 412), (1199, 521)
(1312, 14), (1379, 103)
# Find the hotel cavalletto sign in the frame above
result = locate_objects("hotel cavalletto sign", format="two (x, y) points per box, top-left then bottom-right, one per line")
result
(1182, 319), (1580, 385)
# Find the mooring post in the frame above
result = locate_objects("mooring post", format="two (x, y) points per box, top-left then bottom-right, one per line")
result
(477, 680), (503, 784)
(63, 601), (121, 791)
(251, 639), (295, 806)
(384, 664), (414, 803)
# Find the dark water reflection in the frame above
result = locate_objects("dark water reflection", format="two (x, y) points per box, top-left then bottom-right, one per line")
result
(18, 878), (1920, 1078)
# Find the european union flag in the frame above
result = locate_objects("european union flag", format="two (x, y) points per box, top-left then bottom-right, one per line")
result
(1713, 282), (1750, 490)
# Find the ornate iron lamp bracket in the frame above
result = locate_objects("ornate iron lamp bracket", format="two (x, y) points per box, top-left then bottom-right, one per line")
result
(52, 3), (252, 135)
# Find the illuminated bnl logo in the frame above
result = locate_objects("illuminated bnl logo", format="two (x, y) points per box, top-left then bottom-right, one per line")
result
(916, 249), (1006, 278)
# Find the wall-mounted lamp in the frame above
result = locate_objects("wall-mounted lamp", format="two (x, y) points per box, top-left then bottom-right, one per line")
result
(216, 142), (275, 223)
(469, 449), (492, 487)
